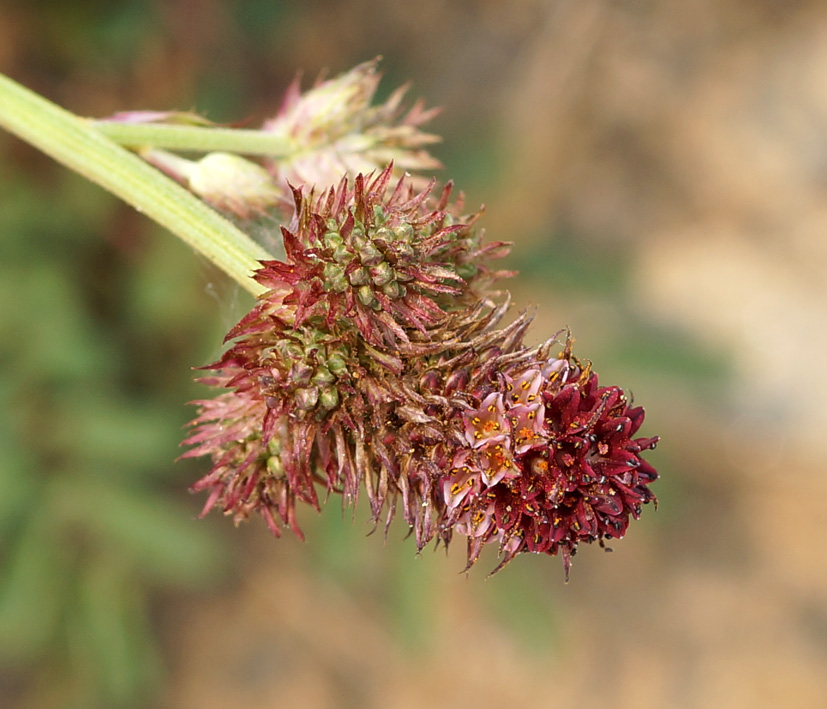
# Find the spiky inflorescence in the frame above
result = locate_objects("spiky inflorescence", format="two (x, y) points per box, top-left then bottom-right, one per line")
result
(183, 165), (658, 577)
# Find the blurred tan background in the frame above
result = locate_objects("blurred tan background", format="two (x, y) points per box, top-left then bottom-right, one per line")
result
(2, 1), (827, 707)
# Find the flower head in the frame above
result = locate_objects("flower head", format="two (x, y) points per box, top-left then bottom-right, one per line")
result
(264, 58), (442, 191)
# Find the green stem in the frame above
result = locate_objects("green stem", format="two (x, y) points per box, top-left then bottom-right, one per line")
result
(0, 72), (272, 297)
(94, 121), (295, 157)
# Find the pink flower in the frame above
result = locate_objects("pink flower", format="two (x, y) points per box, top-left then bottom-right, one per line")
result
(463, 392), (510, 448)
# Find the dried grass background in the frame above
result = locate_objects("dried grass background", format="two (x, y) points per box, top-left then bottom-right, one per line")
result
(2, 1), (827, 707)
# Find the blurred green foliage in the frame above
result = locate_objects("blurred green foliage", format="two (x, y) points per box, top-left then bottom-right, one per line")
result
(0, 155), (229, 707)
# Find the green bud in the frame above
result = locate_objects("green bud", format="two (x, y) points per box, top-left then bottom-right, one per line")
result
(323, 261), (344, 281)
(312, 366), (335, 385)
(357, 284), (379, 309)
(348, 266), (369, 286)
(393, 222), (414, 241)
(370, 261), (395, 287)
(323, 262), (349, 292)
(374, 226), (394, 242)
(327, 352), (348, 376)
(290, 363), (314, 386)
(382, 281), (405, 299)
(318, 387), (340, 410)
(294, 386), (319, 411)
(324, 231), (344, 249)
(359, 242), (383, 265)
(332, 274), (350, 292)
(351, 227), (366, 251)
(333, 244), (352, 264)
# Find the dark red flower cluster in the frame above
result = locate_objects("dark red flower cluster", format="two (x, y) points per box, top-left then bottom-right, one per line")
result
(183, 168), (658, 577)
(434, 349), (658, 576)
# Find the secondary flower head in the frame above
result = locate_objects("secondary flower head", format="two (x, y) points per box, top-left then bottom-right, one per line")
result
(264, 58), (442, 191)
(99, 60), (442, 223)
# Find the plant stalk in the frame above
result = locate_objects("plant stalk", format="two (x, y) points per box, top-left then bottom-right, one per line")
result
(94, 120), (295, 157)
(0, 72), (272, 296)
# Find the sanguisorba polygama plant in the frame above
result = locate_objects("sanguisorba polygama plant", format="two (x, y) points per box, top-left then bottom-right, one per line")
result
(0, 59), (658, 578)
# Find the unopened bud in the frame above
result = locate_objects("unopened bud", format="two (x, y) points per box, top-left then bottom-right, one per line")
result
(323, 263), (349, 292)
(359, 242), (383, 266)
(381, 281), (405, 299)
(290, 362), (314, 386)
(327, 352), (349, 376)
(420, 369), (443, 394)
(294, 386), (320, 411)
(445, 367), (471, 394)
(357, 285), (380, 309)
(187, 153), (282, 218)
(393, 223), (414, 241)
(370, 261), (395, 287)
(312, 366), (335, 386)
(348, 267), (369, 286)
(318, 387), (340, 410)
